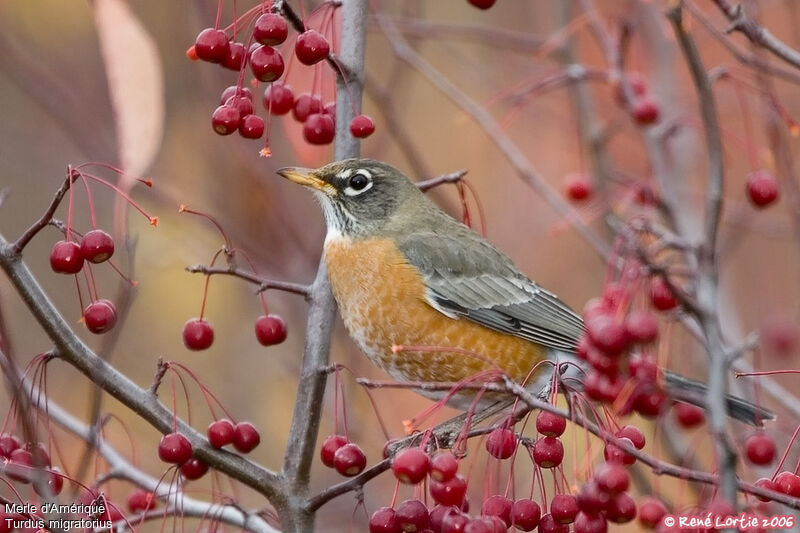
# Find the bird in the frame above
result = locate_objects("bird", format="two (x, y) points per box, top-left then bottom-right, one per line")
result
(277, 158), (772, 425)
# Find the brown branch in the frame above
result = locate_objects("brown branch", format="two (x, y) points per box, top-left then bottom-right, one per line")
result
(685, 1), (800, 85)
(416, 170), (468, 192)
(0, 350), (278, 533)
(11, 170), (78, 254)
(186, 265), (311, 298)
(0, 236), (286, 508)
(667, 3), (737, 504)
(712, 0), (800, 71)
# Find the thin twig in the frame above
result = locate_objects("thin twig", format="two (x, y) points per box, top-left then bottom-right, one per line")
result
(712, 0), (800, 71)
(186, 265), (311, 298)
(12, 170), (78, 254)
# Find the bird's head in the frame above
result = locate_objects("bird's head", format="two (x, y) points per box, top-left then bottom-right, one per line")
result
(277, 158), (423, 238)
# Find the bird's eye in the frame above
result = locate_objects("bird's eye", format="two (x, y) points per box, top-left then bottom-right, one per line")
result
(343, 169), (373, 196)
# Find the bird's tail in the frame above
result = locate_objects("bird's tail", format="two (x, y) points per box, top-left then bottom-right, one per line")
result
(663, 371), (774, 426)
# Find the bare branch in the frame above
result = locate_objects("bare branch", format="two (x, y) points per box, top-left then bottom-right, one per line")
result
(712, 0), (800, 71)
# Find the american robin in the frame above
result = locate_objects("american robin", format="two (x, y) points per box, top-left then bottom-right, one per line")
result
(278, 159), (771, 424)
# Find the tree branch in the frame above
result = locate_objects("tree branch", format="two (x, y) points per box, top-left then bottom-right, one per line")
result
(0, 236), (286, 509)
(712, 0), (800, 71)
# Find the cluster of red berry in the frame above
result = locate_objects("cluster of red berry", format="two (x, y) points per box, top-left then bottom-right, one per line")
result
(47, 167), (156, 337)
(50, 229), (118, 334)
(320, 434), (367, 477)
(0, 433), (62, 497)
(577, 278), (672, 418)
(156, 420), (260, 482)
(189, 5), (375, 151)
(359, 417), (663, 532)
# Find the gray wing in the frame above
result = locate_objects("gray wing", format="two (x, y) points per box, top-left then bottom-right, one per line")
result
(397, 229), (585, 352)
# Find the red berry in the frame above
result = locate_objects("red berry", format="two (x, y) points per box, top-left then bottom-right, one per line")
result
(628, 353), (658, 383)
(593, 461), (629, 494)
(586, 314), (629, 356)
(221, 41), (246, 70)
(550, 494), (578, 524)
(572, 511), (608, 533)
(33, 467), (64, 497)
(320, 434), (348, 467)
(632, 385), (668, 418)
(441, 510), (470, 533)
(158, 432), (192, 464)
(180, 457), (209, 480)
(564, 172), (593, 202)
(774, 471), (800, 497)
(333, 442), (366, 476)
(392, 448), (430, 484)
(6, 448), (33, 482)
(207, 419), (235, 448)
(537, 513), (569, 533)
(238, 114), (265, 139)
(532, 436), (564, 468)
(250, 45), (285, 82)
(481, 495), (512, 528)
(586, 347), (619, 376)
(674, 402), (705, 428)
(194, 28), (230, 63)
(745, 432), (776, 465)
(182, 318), (214, 350)
(637, 496), (667, 528)
(624, 310), (658, 343)
(233, 421), (260, 453)
(430, 505), (459, 533)
(225, 95), (254, 117)
(583, 371), (624, 403)
(80, 229), (114, 263)
(510, 499), (541, 531)
(303, 113), (335, 145)
(650, 278), (677, 311)
(293, 93), (322, 122)
(264, 83), (295, 115)
(485, 427), (516, 459)
(323, 101), (336, 119)
(220, 85), (253, 105)
(211, 105), (241, 135)
(746, 170), (779, 208)
(26, 441), (51, 467)
(295, 30), (330, 65)
(0, 434), (21, 459)
(430, 451), (459, 482)
(576, 480), (612, 514)
(754, 478), (776, 502)
(254, 13), (288, 46)
(604, 438), (635, 466)
(430, 474), (468, 506)
(468, 0), (496, 9)
(536, 411), (566, 437)
(127, 489), (157, 513)
(760, 314), (798, 357)
(350, 114), (375, 138)
(254, 314), (287, 346)
(50, 240), (84, 274)
(83, 299), (117, 334)
(369, 507), (400, 533)
(631, 97), (660, 125)
(396, 499), (430, 532)
(616, 425), (646, 450)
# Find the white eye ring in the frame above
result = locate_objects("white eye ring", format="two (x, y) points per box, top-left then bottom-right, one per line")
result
(343, 169), (373, 196)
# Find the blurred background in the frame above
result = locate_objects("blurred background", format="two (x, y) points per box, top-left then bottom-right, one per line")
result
(1, 0), (799, 530)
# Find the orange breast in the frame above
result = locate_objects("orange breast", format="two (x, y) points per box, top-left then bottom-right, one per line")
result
(323, 235), (547, 390)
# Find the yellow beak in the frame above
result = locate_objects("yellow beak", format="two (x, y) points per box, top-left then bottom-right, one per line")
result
(277, 167), (337, 195)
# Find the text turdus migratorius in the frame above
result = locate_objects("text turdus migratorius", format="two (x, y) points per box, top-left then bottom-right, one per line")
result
(278, 159), (771, 424)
